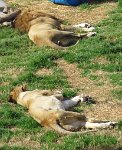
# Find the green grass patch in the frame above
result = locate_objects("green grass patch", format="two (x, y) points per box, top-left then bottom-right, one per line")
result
(118, 120), (122, 131)
(109, 73), (122, 86)
(0, 145), (29, 150)
(112, 89), (122, 100)
(80, 3), (98, 10)
(63, 88), (78, 98)
(38, 130), (60, 144)
(40, 134), (118, 150)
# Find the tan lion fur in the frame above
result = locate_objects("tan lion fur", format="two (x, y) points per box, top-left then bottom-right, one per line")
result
(0, 8), (96, 49)
(9, 85), (117, 135)
(13, 9), (62, 32)
(11, 9), (95, 49)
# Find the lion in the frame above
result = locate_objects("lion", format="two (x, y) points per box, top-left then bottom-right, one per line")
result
(0, 8), (96, 49)
(8, 85), (117, 135)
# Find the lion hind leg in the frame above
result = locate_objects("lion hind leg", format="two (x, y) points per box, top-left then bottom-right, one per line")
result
(50, 123), (97, 135)
(81, 121), (117, 129)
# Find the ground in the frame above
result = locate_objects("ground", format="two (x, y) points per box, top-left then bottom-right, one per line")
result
(6, 0), (116, 24)
(0, 0), (122, 150)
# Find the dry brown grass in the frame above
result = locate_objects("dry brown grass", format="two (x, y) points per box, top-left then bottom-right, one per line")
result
(56, 59), (113, 100)
(0, 82), (9, 86)
(6, 0), (117, 24)
(91, 56), (110, 65)
(0, 67), (24, 79)
(35, 68), (53, 76)
(8, 136), (41, 149)
(0, 67), (24, 89)
(85, 101), (122, 121)
(56, 59), (122, 121)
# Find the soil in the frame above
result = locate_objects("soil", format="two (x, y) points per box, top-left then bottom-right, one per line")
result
(6, 0), (117, 25)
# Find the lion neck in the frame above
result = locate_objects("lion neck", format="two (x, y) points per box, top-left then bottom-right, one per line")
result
(17, 91), (29, 107)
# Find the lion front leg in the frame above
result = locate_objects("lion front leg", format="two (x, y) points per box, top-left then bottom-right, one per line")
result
(73, 23), (95, 32)
(61, 95), (84, 110)
(62, 95), (95, 110)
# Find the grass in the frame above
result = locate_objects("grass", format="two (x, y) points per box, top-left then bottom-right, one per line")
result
(0, 0), (122, 149)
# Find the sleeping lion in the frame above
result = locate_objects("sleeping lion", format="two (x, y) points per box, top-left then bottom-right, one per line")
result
(0, 8), (96, 49)
(9, 85), (117, 135)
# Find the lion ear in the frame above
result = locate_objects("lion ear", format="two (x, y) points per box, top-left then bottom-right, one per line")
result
(21, 84), (27, 91)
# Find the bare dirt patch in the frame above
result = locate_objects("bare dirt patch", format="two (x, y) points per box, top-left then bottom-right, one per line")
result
(85, 101), (122, 121)
(1, 67), (24, 79)
(0, 142), (5, 148)
(92, 56), (110, 65)
(56, 59), (84, 89)
(6, 0), (117, 24)
(56, 59), (115, 101)
(0, 82), (9, 86)
(35, 68), (53, 76)
(8, 136), (41, 149)
(56, 59), (122, 121)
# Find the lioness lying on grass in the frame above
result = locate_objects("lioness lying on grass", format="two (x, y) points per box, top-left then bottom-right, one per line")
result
(9, 85), (117, 135)
(0, 6), (96, 49)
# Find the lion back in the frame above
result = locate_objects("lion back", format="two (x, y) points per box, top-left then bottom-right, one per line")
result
(13, 9), (63, 33)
